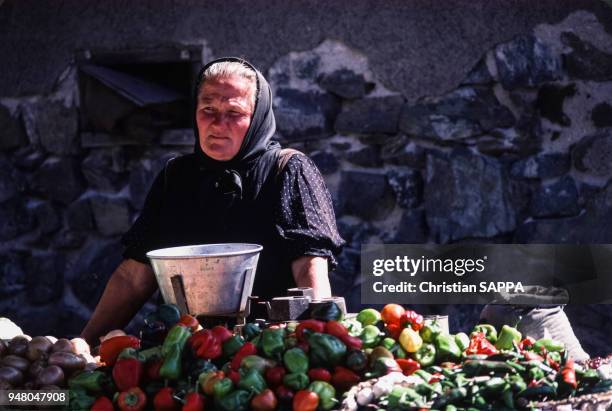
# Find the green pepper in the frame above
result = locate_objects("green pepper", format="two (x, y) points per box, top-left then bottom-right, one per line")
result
(387, 386), (424, 408)
(139, 346), (162, 362)
(67, 370), (109, 392)
(420, 321), (442, 343)
(381, 337), (396, 350)
(529, 366), (545, 381)
(434, 334), (461, 362)
(68, 388), (96, 411)
(308, 332), (347, 367)
(359, 324), (382, 348)
(161, 324), (191, 356)
(157, 303), (182, 328)
(576, 368), (600, 384)
(240, 355), (276, 374)
(482, 377), (508, 397)
(283, 347), (309, 374)
(463, 360), (517, 377)
(215, 389), (251, 411)
(431, 387), (467, 409)
(501, 386), (514, 409)
(495, 325), (522, 350)
(159, 345), (183, 380)
(310, 301), (343, 321)
(242, 322), (261, 341)
(260, 328), (286, 360)
(356, 308), (381, 326)
(345, 349), (368, 372)
(454, 333), (470, 352)
(415, 343), (437, 367)
(222, 335), (245, 357)
(238, 368), (267, 394)
(507, 374), (527, 393)
(471, 324), (498, 343)
(394, 344), (407, 359)
(308, 380), (337, 410)
(117, 347), (143, 361)
(283, 372), (309, 391)
(213, 377), (234, 398)
(533, 338), (565, 353)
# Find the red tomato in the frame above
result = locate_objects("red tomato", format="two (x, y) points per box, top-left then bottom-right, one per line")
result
(381, 304), (405, 325)
(292, 390), (319, 411)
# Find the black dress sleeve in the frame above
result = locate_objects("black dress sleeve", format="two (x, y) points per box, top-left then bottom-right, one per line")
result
(274, 153), (346, 270)
(121, 169), (165, 264)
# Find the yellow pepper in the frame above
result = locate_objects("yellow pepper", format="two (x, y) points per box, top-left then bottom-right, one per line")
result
(399, 327), (423, 353)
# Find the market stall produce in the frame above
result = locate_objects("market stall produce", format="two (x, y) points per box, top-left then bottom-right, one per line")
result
(1, 303), (611, 410)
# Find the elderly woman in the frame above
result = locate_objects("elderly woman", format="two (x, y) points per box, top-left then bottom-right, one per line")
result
(81, 57), (345, 345)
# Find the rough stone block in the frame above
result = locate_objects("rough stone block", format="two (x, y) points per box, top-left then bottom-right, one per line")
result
(424, 149), (516, 242)
(338, 170), (395, 220)
(90, 195), (131, 236)
(336, 95), (403, 135)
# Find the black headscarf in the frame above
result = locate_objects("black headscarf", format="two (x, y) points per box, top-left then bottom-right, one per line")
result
(192, 57), (281, 204)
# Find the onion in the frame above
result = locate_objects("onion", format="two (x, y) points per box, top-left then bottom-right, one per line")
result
(1, 355), (30, 372)
(7, 336), (29, 356)
(26, 336), (53, 361)
(0, 367), (23, 386)
(36, 366), (64, 387)
(48, 352), (86, 371)
(51, 339), (76, 354)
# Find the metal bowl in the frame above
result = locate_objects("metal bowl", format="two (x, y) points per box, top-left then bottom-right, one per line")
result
(146, 243), (263, 316)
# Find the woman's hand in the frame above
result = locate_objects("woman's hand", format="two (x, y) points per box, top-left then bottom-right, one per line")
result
(291, 256), (332, 299)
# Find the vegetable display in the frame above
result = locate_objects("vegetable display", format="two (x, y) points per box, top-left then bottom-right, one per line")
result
(2, 302), (611, 410)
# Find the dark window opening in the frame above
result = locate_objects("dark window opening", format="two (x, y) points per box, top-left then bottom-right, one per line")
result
(76, 46), (201, 143)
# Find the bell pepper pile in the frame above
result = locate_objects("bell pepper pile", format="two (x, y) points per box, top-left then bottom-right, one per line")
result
(65, 303), (612, 410)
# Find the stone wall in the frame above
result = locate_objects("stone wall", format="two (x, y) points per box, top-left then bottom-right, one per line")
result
(1, 6), (611, 355)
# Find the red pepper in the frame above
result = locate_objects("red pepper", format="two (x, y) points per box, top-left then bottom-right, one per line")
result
(401, 310), (424, 331)
(561, 358), (577, 388)
(113, 357), (143, 391)
(547, 355), (560, 371)
(91, 396), (114, 411)
(146, 359), (163, 381)
(324, 321), (348, 338)
(251, 388), (278, 411)
(265, 366), (286, 388)
(385, 322), (402, 340)
(396, 358), (421, 376)
(228, 369), (241, 385)
(465, 332), (498, 356)
(429, 373), (443, 383)
(189, 329), (222, 360)
(519, 336), (536, 350)
(296, 320), (326, 341)
(340, 334), (363, 350)
(178, 315), (200, 332)
(307, 368), (331, 382)
(153, 387), (180, 411)
(210, 325), (233, 343)
(331, 366), (361, 391)
(117, 387), (146, 411)
(100, 335), (140, 366)
(230, 342), (258, 370)
(182, 392), (206, 411)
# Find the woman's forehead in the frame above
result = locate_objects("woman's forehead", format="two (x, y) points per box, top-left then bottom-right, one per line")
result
(198, 76), (255, 107)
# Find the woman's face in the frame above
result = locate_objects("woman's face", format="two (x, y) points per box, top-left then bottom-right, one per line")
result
(196, 75), (255, 161)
